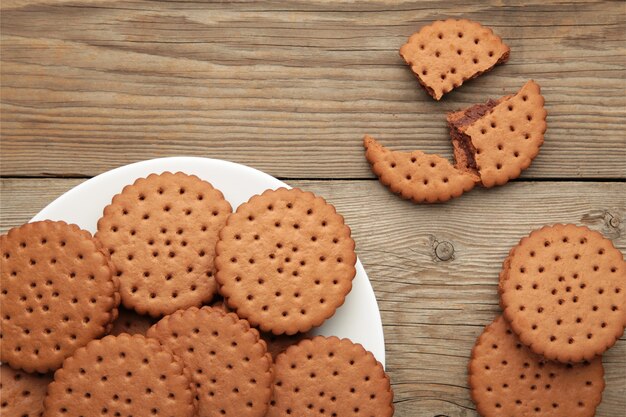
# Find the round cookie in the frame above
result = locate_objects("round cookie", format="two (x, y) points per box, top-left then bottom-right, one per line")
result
(215, 188), (357, 335)
(268, 336), (394, 417)
(96, 172), (232, 317)
(109, 307), (156, 336)
(1, 364), (52, 417)
(500, 224), (626, 362)
(469, 316), (605, 417)
(1, 221), (119, 373)
(364, 135), (478, 203)
(146, 306), (273, 417)
(43, 334), (196, 417)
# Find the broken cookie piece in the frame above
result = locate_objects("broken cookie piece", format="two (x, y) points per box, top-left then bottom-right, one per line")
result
(364, 135), (478, 204)
(447, 80), (547, 187)
(447, 97), (507, 177)
(400, 19), (510, 100)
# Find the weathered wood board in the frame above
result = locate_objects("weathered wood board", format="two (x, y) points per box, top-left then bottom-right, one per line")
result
(1, 0), (625, 178)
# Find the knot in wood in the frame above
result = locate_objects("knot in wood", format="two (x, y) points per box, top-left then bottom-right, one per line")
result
(435, 241), (454, 261)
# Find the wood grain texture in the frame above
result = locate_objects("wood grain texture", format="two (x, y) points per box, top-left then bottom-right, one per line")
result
(1, 178), (625, 417)
(1, 0), (625, 178)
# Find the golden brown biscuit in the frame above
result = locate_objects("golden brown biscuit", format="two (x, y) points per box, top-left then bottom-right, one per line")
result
(216, 188), (356, 335)
(400, 19), (510, 100)
(43, 334), (196, 417)
(96, 172), (232, 317)
(147, 306), (274, 417)
(1, 221), (119, 373)
(267, 336), (393, 417)
(364, 135), (478, 203)
(0, 364), (52, 417)
(500, 224), (626, 362)
(469, 316), (605, 417)
(453, 80), (547, 187)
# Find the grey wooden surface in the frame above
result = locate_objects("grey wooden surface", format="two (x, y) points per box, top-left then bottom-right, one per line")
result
(1, 1), (625, 416)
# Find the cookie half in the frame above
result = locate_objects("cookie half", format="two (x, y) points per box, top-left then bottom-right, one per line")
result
(96, 172), (232, 316)
(364, 135), (478, 203)
(1, 221), (120, 373)
(400, 19), (510, 100)
(43, 334), (196, 417)
(500, 224), (626, 362)
(267, 336), (394, 417)
(469, 316), (605, 417)
(146, 306), (273, 417)
(448, 80), (547, 187)
(215, 188), (357, 335)
(1, 364), (52, 417)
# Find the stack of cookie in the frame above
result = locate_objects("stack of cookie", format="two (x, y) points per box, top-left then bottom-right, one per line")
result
(469, 224), (626, 417)
(0, 172), (394, 417)
(365, 19), (547, 203)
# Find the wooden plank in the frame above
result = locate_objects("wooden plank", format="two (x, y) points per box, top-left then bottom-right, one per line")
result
(1, 0), (625, 178)
(2, 177), (625, 416)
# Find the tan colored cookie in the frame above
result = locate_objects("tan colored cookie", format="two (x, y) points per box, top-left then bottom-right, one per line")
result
(1, 221), (119, 373)
(211, 286), (310, 358)
(43, 334), (196, 417)
(458, 80), (547, 187)
(215, 188), (356, 335)
(267, 336), (393, 417)
(109, 307), (156, 336)
(1, 365), (52, 417)
(96, 171), (232, 317)
(364, 135), (478, 203)
(500, 224), (626, 362)
(469, 316), (604, 417)
(400, 19), (509, 100)
(146, 306), (273, 417)
(214, 299), (311, 358)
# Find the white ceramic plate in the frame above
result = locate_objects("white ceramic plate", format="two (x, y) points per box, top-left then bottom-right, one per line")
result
(32, 157), (385, 365)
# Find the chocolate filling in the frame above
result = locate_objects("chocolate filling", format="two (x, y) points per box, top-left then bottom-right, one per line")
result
(447, 99), (501, 177)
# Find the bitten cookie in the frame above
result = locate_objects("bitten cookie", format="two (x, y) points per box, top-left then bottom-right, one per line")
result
(1, 364), (52, 417)
(267, 336), (394, 417)
(364, 135), (478, 203)
(500, 224), (626, 362)
(1, 221), (119, 373)
(43, 334), (196, 417)
(146, 306), (273, 417)
(96, 172), (232, 317)
(109, 307), (156, 336)
(469, 316), (605, 417)
(447, 97), (506, 176)
(400, 19), (509, 100)
(448, 80), (547, 187)
(215, 188), (356, 335)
